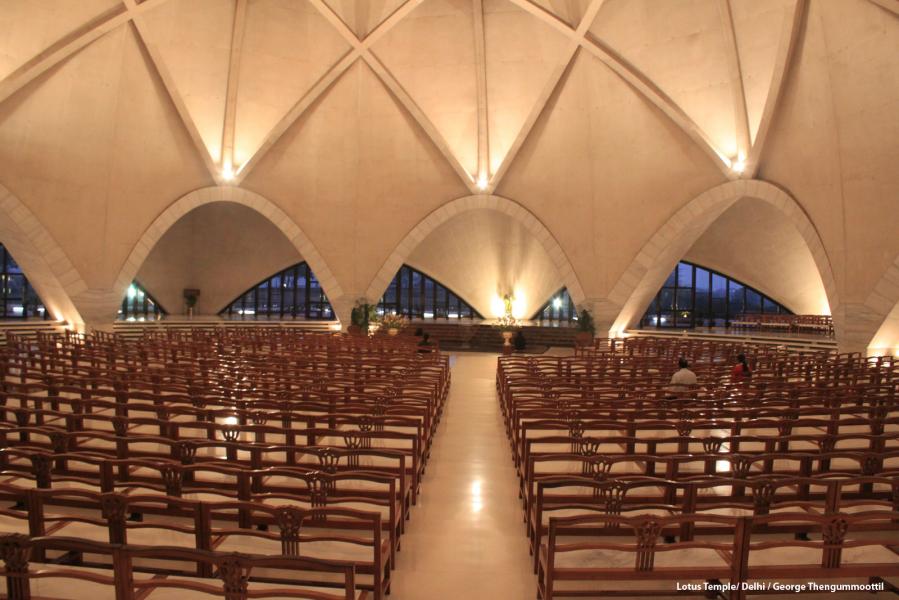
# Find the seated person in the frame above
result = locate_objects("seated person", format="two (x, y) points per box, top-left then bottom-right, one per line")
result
(732, 353), (752, 380)
(667, 357), (697, 395)
(513, 330), (527, 351)
(417, 332), (434, 353)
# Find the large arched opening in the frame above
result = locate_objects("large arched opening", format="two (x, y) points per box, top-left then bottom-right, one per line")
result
(606, 180), (840, 341)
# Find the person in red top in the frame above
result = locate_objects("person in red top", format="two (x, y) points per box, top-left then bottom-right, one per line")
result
(732, 353), (752, 380)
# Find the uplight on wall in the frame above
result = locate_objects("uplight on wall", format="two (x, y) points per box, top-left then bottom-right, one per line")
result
(511, 293), (526, 319)
(476, 174), (488, 191)
(730, 152), (746, 174)
(490, 295), (505, 318)
(221, 166), (235, 182)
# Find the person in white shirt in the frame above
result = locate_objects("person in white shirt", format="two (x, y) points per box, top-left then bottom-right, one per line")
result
(667, 358), (697, 395)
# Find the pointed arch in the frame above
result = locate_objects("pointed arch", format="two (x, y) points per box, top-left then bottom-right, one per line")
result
(606, 179), (840, 340)
(0, 183), (86, 327)
(113, 186), (345, 322)
(364, 193), (586, 309)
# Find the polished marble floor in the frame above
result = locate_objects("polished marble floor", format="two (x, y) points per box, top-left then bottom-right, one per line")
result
(388, 352), (534, 599)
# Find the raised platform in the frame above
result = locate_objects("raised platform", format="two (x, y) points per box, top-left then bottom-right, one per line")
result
(113, 316), (338, 340)
(625, 326), (838, 352)
(410, 320), (579, 351)
(0, 319), (66, 343)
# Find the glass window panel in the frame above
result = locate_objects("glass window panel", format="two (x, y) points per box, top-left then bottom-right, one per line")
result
(282, 288), (295, 316)
(728, 282), (745, 316)
(384, 279), (397, 304)
(694, 268), (710, 293)
(6, 257), (22, 274)
(745, 289), (762, 313)
(533, 288), (576, 323)
(677, 263), (693, 288)
(435, 287), (447, 318)
(375, 266), (481, 320)
(659, 288), (674, 310)
(694, 288), (710, 321)
(269, 276), (282, 314)
(117, 281), (166, 320)
(676, 288), (693, 311)
(0, 245), (49, 319)
(216, 262), (335, 320)
(613, 260), (804, 331)
(423, 279), (435, 315)
(711, 274), (727, 298)
(664, 268), (677, 287)
(6, 274), (24, 301)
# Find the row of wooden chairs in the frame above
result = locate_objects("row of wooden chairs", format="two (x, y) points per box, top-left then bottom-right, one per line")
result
(731, 313), (835, 335)
(0, 328), (451, 599)
(538, 511), (899, 599)
(0, 532), (367, 599)
(497, 339), (899, 598)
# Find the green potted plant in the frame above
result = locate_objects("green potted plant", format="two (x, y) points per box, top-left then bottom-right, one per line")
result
(183, 289), (199, 318)
(349, 298), (376, 335)
(575, 308), (595, 349)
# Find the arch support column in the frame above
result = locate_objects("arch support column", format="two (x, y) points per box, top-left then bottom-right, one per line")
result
(0, 184), (86, 328)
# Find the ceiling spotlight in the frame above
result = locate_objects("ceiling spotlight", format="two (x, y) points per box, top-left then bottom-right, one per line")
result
(476, 175), (489, 191)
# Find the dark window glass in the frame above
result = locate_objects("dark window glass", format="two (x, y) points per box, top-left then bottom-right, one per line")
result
(659, 288), (675, 310)
(118, 281), (166, 321)
(220, 262), (334, 320)
(694, 268), (710, 293)
(0, 245), (51, 320)
(664, 269), (677, 287)
(728, 282), (745, 318)
(677, 263), (693, 287)
(533, 288), (578, 323)
(377, 265), (480, 320)
(435, 286), (447, 318)
(745, 289), (762, 313)
(640, 261), (791, 330)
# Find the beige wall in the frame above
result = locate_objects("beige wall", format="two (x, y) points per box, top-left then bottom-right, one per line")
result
(0, 0), (896, 352)
(684, 198), (829, 315)
(404, 208), (563, 318)
(136, 202), (302, 315)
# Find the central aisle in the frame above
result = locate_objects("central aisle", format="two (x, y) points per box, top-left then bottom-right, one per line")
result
(389, 353), (534, 599)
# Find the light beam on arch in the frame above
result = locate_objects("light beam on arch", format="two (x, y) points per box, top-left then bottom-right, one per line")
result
(365, 193), (586, 311)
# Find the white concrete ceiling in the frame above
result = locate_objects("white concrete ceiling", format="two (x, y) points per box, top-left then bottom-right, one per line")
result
(0, 0), (848, 190)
